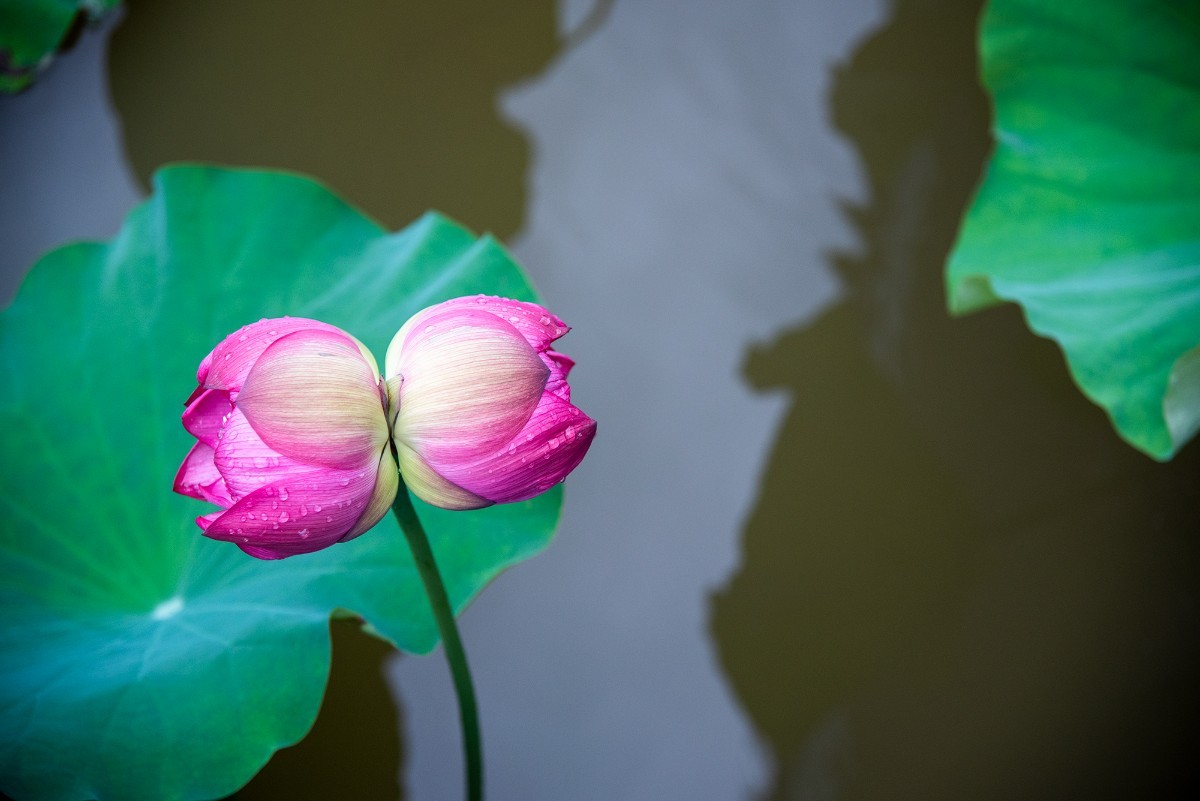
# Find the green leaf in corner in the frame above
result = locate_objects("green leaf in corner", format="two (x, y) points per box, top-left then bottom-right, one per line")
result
(0, 0), (121, 92)
(0, 165), (563, 800)
(946, 0), (1200, 460)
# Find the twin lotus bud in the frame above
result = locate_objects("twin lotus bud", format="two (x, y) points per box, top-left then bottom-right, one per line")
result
(173, 296), (596, 559)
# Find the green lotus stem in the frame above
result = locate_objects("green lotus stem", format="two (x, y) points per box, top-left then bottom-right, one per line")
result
(391, 480), (483, 801)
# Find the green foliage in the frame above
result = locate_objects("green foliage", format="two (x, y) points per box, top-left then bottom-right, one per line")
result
(0, 165), (563, 800)
(947, 0), (1200, 460)
(0, 0), (120, 92)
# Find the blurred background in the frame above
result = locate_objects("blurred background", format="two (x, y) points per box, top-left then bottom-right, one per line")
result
(2, 1), (1198, 799)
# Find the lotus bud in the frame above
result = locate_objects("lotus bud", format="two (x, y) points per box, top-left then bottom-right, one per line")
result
(174, 318), (398, 559)
(385, 295), (596, 510)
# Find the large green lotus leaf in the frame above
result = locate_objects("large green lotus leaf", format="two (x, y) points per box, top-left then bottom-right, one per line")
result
(946, 0), (1200, 460)
(0, 0), (121, 92)
(0, 165), (563, 801)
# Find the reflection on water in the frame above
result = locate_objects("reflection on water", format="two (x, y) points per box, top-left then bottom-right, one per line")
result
(712, 0), (1200, 798)
(109, 0), (560, 239)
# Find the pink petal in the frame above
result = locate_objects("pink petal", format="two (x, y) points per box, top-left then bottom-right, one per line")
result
(385, 296), (568, 377)
(435, 390), (596, 504)
(174, 441), (233, 506)
(542, 350), (575, 401)
(342, 448), (401, 540)
(438, 296), (569, 352)
(199, 317), (345, 396)
(390, 308), (549, 463)
(214, 407), (327, 502)
(182, 388), (232, 448)
(196, 512), (222, 531)
(202, 459), (391, 559)
(236, 328), (390, 470)
(395, 441), (490, 511)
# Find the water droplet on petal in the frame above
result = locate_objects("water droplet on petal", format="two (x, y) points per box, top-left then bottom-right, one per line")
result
(340, 478), (349, 487)
(423, 324), (435, 334)
(565, 426), (575, 440)
(510, 316), (520, 323)
(326, 516), (333, 523)
(549, 438), (560, 450)
(238, 334), (248, 342)
(299, 504), (308, 516)
(298, 529), (310, 539)
(279, 511), (290, 523)
(224, 354), (231, 360)
(314, 504), (323, 512)
(539, 315), (551, 325)
(278, 487), (289, 500)
(272, 523), (279, 530)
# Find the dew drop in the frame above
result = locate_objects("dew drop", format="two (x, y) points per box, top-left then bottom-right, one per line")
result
(271, 500), (278, 510)
(242, 537), (250, 543)
(298, 529), (310, 539)
(423, 324), (436, 334)
(549, 438), (560, 450)
(279, 511), (290, 523)
(299, 504), (308, 517)
(340, 478), (349, 487)
(314, 504), (323, 512)
(526, 433), (535, 442)
(326, 516), (333, 523)
(224, 354), (231, 360)
(565, 425), (575, 440)
(509, 315), (520, 323)
(268, 330), (278, 337)
(539, 315), (551, 325)
(272, 523), (279, 530)
(278, 487), (289, 501)
(238, 334), (248, 342)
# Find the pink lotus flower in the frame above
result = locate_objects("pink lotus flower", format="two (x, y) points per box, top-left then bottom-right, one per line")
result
(385, 296), (596, 510)
(174, 318), (398, 559)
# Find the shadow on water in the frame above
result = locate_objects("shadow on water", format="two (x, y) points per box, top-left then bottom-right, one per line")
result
(711, 0), (1200, 799)
(232, 620), (405, 800)
(108, 0), (561, 239)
